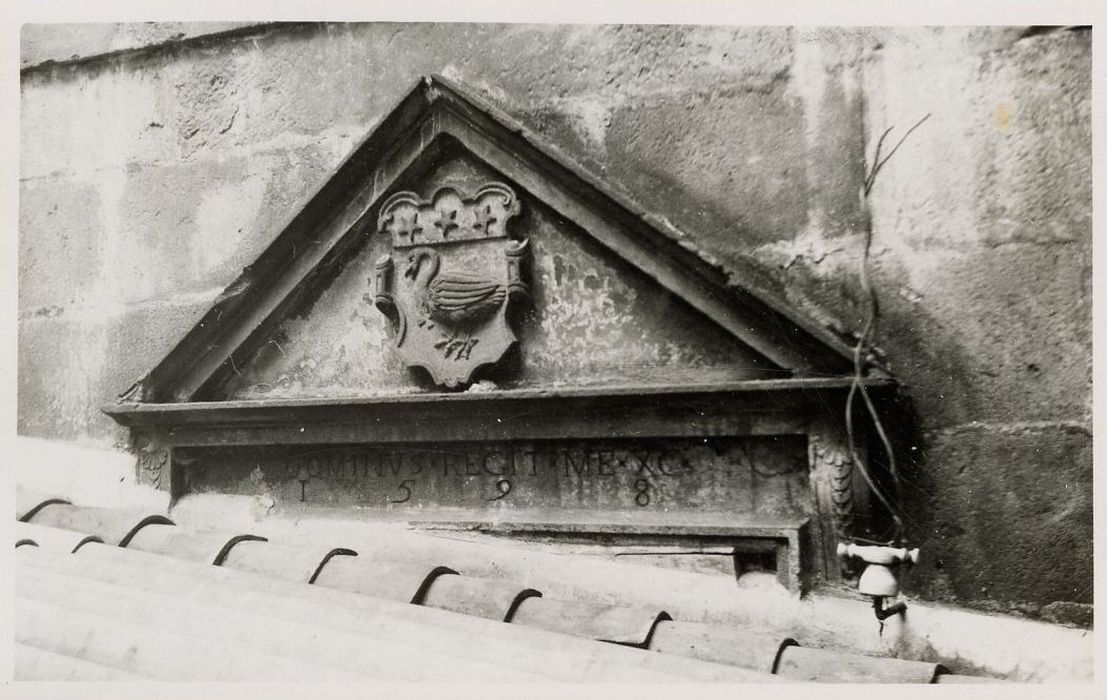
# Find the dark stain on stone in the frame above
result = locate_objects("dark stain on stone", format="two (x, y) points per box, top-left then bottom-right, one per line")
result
(552, 254), (565, 286)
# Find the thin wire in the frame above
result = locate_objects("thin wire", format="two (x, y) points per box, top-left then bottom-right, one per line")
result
(864, 115), (932, 197)
(846, 113), (931, 545)
(846, 369), (905, 533)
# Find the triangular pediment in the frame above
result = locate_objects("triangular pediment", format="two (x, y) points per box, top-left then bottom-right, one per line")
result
(118, 75), (860, 404)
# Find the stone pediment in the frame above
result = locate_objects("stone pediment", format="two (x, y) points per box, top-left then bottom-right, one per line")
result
(110, 75), (861, 405)
(104, 76), (894, 592)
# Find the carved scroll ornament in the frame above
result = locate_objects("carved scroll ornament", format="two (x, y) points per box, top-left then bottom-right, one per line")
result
(136, 440), (170, 490)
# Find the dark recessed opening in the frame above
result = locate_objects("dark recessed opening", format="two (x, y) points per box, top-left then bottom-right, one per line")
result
(734, 548), (778, 576)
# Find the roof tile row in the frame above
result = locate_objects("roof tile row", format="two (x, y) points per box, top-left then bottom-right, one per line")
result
(15, 492), (993, 683)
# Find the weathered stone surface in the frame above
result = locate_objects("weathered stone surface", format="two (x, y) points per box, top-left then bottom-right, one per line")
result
(17, 24), (1092, 617)
(20, 22), (259, 69)
(1039, 601), (1093, 629)
(18, 179), (104, 313)
(20, 62), (173, 179)
(873, 243), (1091, 429)
(106, 158), (270, 304)
(19, 316), (110, 444)
(862, 28), (1091, 254)
(851, 29), (1090, 620)
(903, 424), (1092, 609)
(19, 146), (350, 315)
(605, 90), (808, 253)
(19, 299), (215, 446)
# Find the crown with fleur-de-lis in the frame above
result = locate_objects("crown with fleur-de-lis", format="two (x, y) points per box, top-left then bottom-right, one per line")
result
(377, 183), (521, 249)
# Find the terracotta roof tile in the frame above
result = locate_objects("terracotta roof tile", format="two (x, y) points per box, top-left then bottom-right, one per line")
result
(311, 557), (456, 603)
(25, 501), (171, 546)
(13, 490), (1000, 682)
(420, 573), (542, 621)
(14, 521), (102, 553)
(16, 539), (777, 682)
(122, 522), (266, 564)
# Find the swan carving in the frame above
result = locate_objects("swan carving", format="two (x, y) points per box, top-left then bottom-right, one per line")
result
(403, 247), (506, 326)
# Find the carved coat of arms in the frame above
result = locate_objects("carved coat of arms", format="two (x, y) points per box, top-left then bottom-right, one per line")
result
(373, 183), (528, 389)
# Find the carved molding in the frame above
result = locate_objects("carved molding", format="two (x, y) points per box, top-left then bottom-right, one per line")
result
(812, 435), (857, 531)
(808, 419), (871, 581)
(135, 438), (171, 491)
(106, 377), (889, 439)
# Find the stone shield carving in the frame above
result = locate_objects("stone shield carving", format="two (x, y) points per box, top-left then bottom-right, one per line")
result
(373, 183), (528, 389)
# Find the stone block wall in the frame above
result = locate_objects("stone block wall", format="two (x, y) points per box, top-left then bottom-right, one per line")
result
(17, 24), (1091, 623)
